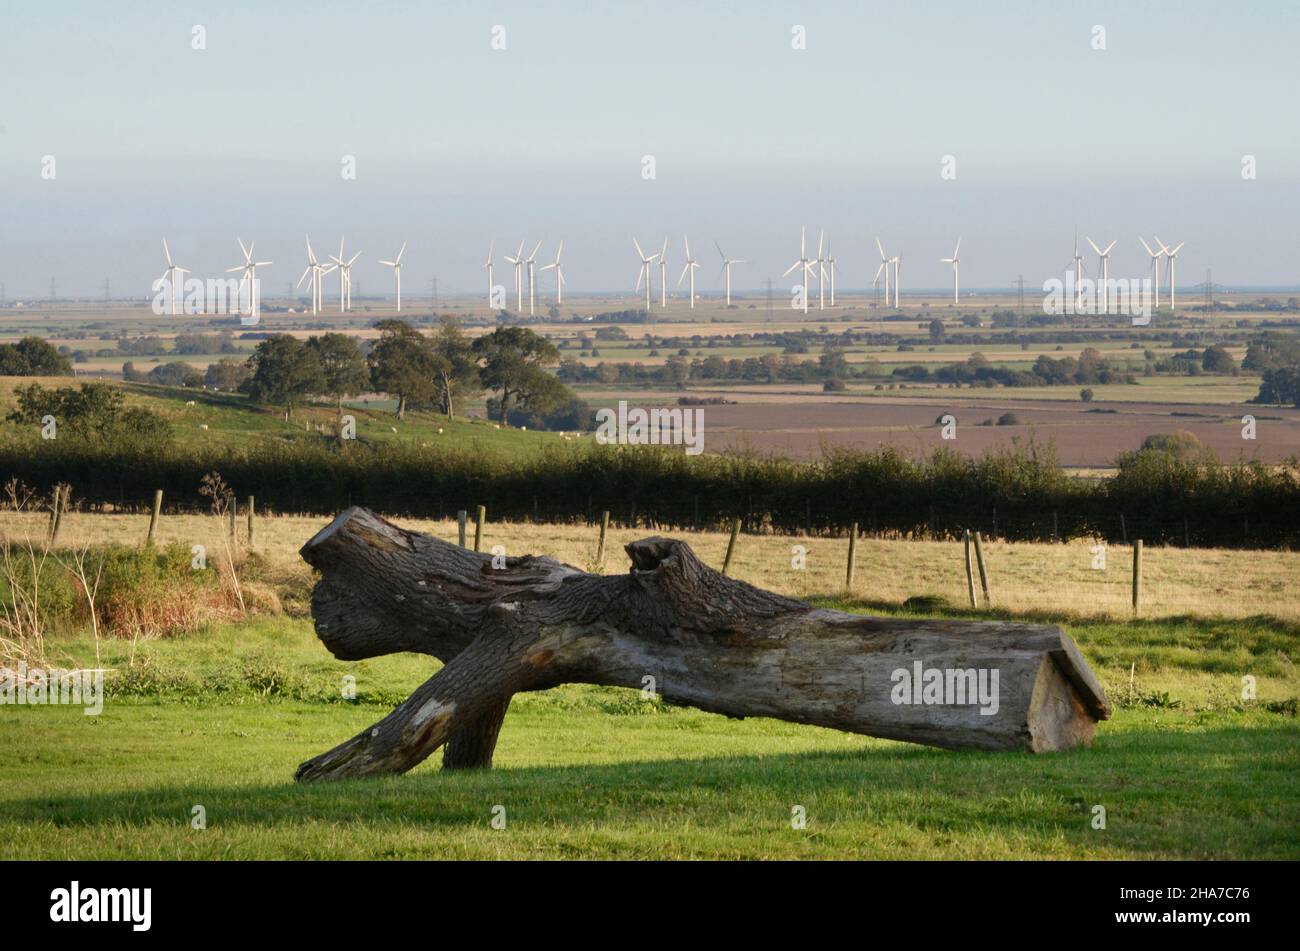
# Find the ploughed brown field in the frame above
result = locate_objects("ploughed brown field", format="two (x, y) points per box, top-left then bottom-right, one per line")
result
(675, 397), (1300, 467)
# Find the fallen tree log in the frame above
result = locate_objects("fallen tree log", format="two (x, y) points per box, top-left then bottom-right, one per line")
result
(295, 507), (1111, 782)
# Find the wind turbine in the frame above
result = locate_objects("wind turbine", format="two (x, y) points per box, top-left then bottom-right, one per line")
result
(815, 230), (827, 310)
(525, 239), (543, 315)
(1072, 230), (1086, 311)
(782, 226), (818, 314)
(677, 235), (699, 309)
(1139, 237), (1165, 310)
(297, 235), (333, 315)
(825, 237), (838, 307)
(159, 238), (189, 316)
(633, 238), (659, 309)
(483, 240), (495, 308)
(940, 238), (961, 305)
(715, 241), (745, 306)
(379, 242), (406, 311)
(1158, 237), (1184, 310)
(540, 240), (565, 305)
(226, 237), (271, 317)
(328, 238), (362, 312)
(657, 236), (669, 307)
(1086, 237), (1116, 313)
(874, 237), (892, 308)
(504, 240), (525, 311)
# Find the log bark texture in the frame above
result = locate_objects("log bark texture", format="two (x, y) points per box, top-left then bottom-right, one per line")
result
(295, 507), (1111, 782)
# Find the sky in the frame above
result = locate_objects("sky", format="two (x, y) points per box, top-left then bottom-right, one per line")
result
(2, 0), (1298, 300)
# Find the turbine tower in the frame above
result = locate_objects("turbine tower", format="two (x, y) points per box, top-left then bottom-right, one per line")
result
(782, 226), (818, 314)
(1072, 230), (1086, 311)
(1086, 237), (1116, 313)
(504, 241), (525, 311)
(328, 238), (361, 312)
(159, 238), (189, 316)
(716, 241), (745, 307)
(633, 238), (658, 309)
(540, 240), (565, 305)
(874, 237), (892, 308)
(297, 235), (333, 315)
(226, 237), (271, 317)
(815, 230), (827, 310)
(677, 235), (700, 309)
(1158, 237), (1184, 310)
(657, 236), (669, 308)
(1139, 237), (1165, 310)
(483, 240), (495, 308)
(379, 242), (407, 311)
(825, 237), (837, 307)
(525, 239), (542, 315)
(940, 238), (961, 305)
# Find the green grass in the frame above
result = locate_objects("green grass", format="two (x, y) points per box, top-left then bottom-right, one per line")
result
(2, 612), (1296, 859)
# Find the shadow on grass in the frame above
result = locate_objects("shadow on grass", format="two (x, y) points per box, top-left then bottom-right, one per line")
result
(5, 723), (1296, 858)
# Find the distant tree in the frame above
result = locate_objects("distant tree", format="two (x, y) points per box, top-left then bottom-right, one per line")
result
(928, 318), (946, 343)
(1201, 345), (1236, 374)
(472, 326), (562, 426)
(368, 320), (437, 420)
(146, 361), (203, 388)
(1252, 366), (1300, 407)
(307, 333), (370, 413)
(428, 317), (480, 419)
(6, 382), (170, 443)
(241, 335), (323, 420)
(1080, 387), (1095, 402)
(1141, 430), (1204, 455)
(205, 358), (252, 392)
(0, 336), (73, 376)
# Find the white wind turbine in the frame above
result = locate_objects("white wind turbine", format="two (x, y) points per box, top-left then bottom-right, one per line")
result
(329, 238), (362, 312)
(825, 236), (838, 307)
(874, 237), (892, 308)
(540, 240), (565, 305)
(525, 239), (543, 315)
(1158, 237), (1184, 310)
(379, 242), (407, 311)
(815, 230), (827, 310)
(715, 241), (745, 306)
(296, 235), (334, 315)
(1072, 230), (1086, 311)
(483, 240), (495, 308)
(677, 235), (700, 309)
(226, 237), (271, 317)
(1139, 237), (1165, 310)
(633, 238), (658, 309)
(504, 240), (525, 311)
(159, 238), (189, 316)
(782, 226), (818, 314)
(940, 238), (962, 304)
(657, 236), (669, 307)
(1086, 237), (1117, 313)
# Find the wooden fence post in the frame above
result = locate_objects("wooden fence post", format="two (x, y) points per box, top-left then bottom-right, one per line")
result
(1120, 513), (1128, 545)
(1132, 540), (1143, 614)
(596, 510), (610, 569)
(722, 517), (740, 575)
(845, 522), (858, 590)
(474, 505), (486, 552)
(146, 489), (163, 546)
(973, 531), (992, 605)
(457, 510), (468, 548)
(48, 485), (67, 546)
(1052, 511), (1059, 544)
(246, 495), (255, 549)
(964, 529), (978, 608)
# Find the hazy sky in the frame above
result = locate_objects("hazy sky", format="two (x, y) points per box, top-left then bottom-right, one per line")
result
(2, 0), (1298, 299)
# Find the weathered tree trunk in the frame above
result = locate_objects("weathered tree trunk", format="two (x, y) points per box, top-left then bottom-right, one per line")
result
(295, 508), (1111, 783)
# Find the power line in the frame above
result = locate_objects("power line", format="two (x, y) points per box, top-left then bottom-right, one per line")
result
(1015, 275), (1025, 316)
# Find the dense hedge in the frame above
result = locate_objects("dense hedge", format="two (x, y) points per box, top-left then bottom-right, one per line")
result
(2, 435), (1298, 549)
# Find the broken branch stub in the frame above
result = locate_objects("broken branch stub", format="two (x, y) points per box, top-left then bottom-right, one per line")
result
(295, 507), (1110, 782)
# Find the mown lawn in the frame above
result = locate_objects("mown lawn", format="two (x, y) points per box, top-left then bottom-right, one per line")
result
(2, 615), (1296, 860)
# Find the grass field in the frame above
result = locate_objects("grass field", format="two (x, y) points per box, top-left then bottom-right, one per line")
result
(2, 510), (1297, 859)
